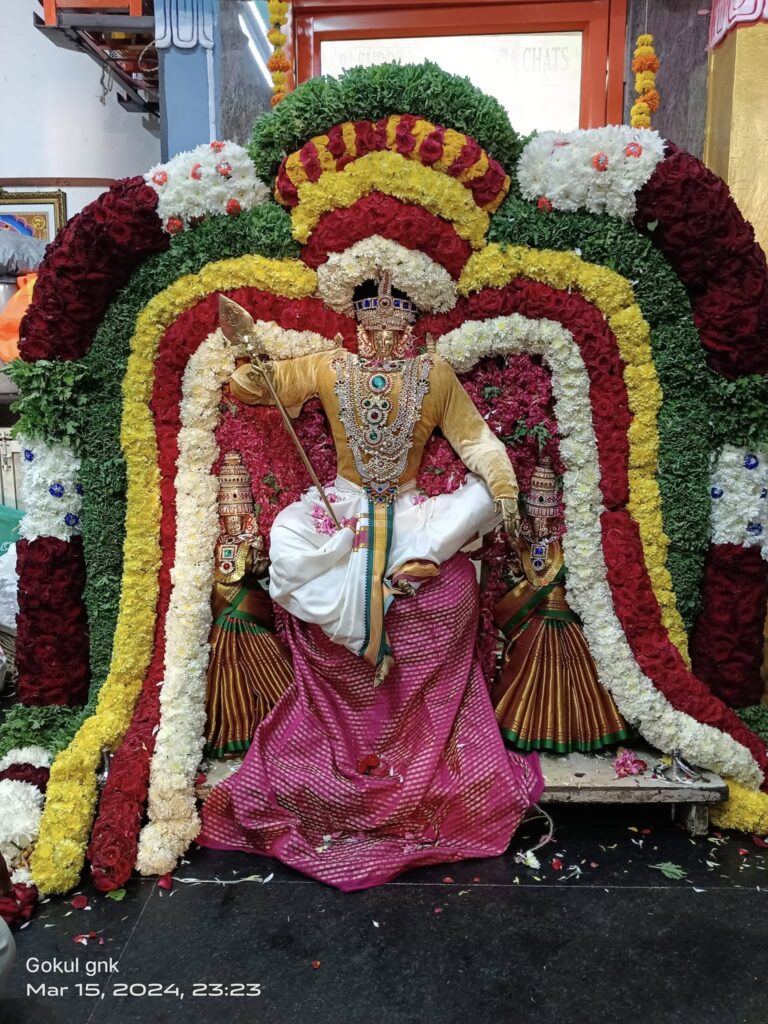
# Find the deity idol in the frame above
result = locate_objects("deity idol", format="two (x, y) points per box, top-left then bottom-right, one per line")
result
(204, 451), (293, 759)
(197, 277), (544, 890)
(492, 458), (631, 752)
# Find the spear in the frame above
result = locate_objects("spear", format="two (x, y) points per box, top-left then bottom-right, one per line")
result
(218, 294), (341, 530)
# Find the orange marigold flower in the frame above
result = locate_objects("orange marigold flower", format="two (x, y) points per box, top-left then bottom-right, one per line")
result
(632, 53), (660, 73)
(268, 51), (291, 72)
(271, 92), (286, 107)
(643, 88), (661, 112)
(591, 151), (609, 172)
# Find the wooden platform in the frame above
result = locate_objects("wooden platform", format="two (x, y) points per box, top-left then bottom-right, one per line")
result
(538, 748), (728, 835)
(196, 748), (729, 837)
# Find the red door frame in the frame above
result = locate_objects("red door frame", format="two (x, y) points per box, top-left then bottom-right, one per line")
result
(291, 0), (627, 129)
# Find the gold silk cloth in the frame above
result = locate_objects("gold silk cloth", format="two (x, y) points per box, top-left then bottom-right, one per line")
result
(230, 349), (518, 500)
(491, 539), (630, 753)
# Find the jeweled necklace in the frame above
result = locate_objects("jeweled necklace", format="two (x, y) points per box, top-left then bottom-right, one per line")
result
(334, 353), (432, 503)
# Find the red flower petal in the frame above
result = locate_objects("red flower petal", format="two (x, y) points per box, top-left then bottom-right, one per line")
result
(157, 874), (173, 890)
(71, 894), (89, 909)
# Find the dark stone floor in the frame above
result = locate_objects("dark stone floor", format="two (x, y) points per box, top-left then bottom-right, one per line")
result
(1, 804), (767, 1024)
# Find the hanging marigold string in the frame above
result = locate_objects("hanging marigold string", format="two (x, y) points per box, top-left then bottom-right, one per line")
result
(630, 33), (660, 129)
(267, 0), (291, 106)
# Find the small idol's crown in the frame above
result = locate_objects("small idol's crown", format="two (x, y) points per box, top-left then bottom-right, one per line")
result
(524, 457), (559, 518)
(218, 450), (254, 518)
(353, 272), (417, 332)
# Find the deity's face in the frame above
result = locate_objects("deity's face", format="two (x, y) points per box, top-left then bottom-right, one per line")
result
(224, 513), (244, 536)
(357, 325), (410, 360)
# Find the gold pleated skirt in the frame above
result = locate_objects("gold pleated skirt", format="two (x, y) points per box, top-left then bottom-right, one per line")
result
(205, 579), (294, 759)
(492, 584), (631, 753)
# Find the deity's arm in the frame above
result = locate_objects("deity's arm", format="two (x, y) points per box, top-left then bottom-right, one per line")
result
(229, 351), (328, 408)
(434, 357), (519, 501)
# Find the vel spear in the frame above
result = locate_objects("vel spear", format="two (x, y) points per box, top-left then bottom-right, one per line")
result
(218, 294), (342, 530)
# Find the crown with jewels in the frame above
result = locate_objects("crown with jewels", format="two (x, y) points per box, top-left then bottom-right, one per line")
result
(524, 457), (559, 520)
(218, 450), (254, 518)
(353, 272), (417, 332)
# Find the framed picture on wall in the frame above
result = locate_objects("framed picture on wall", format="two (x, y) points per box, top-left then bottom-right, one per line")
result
(0, 190), (68, 243)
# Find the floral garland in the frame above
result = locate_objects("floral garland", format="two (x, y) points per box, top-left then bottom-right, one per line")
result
(630, 34), (660, 128)
(457, 243), (689, 660)
(0, 747), (51, 926)
(634, 144), (768, 378)
(300, 194), (472, 279)
(146, 140), (269, 234)
(708, 446), (768, 554)
(290, 151), (491, 250)
(436, 315), (764, 787)
(251, 319), (337, 359)
(17, 437), (82, 542)
(19, 177), (168, 362)
(14, 538), (90, 706)
(275, 115), (510, 212)
(515, 127), (665, 222)
(32, 256), (319, 894)
(690, 544), (768, 708)
(316, 237), (457, 316)
(267, 0), (291, 106)
(136, 330), (239, 875)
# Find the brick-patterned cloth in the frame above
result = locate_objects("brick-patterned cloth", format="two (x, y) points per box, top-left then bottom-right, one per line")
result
(197, 554), (544, 890)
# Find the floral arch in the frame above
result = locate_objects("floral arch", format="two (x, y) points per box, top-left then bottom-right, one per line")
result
(4, 63), (768, 911)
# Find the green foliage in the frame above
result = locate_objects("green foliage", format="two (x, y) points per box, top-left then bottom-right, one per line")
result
(249, 61), (527, 183)
(6, 359), (91, 446)
(489, 195), (768, 629)
(737, 704), (768, 744)
(0, 704), (86, 759)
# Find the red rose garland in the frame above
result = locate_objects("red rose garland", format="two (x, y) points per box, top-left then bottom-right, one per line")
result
(15, 537), (90, 706)
(300, 194), (472, 279)
(19, 177), (168, 362)
(690, 544), (768, 708)
(634, 144), (768, 378)
(0, 883), (38, 928)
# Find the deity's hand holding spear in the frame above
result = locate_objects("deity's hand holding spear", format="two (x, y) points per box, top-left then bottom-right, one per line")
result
(218, 295), (342, 531)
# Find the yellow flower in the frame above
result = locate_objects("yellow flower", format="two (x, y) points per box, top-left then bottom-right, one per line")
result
(290, 151), (490, 249)
(32, 255), (317, 894)
(711, 780), (768, 833)
(458, 243), (691, 665)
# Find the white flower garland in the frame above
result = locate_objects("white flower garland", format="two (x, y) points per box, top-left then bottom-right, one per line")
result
(17, 436), (82, 542)
(516, 126), (666, 221)
(136, 329), (242, 876)
(146, 140), (269, 231)
(315, 236), (457, 316)
(252, 320), (337, 361)
(0, 746), (51, 773)
(709, 445), (768, 559)
(438, 316), (763, 787)
(0, 778), (44, 870)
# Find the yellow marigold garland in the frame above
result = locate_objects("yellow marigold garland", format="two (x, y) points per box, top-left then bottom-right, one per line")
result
(457, 244), (690, 664)
(291, 150), (491, 249)
(31, 255), (317, 893)
(267, 0), (290, 106)
(710, 779), (768, 833)
(630, 33), (660, 129)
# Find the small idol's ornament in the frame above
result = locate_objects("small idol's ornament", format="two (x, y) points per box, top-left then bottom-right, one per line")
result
(492, 457), (631, 753)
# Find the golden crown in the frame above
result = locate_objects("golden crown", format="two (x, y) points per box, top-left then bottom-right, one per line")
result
(524, 457), (559, 519)
(218, 451), (254, 518)
(353, 272), (417, 332)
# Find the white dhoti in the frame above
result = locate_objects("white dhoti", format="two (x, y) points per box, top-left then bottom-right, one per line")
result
(268, 474), (501, 666)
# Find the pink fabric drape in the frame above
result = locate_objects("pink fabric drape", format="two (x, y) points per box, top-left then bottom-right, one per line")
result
(198, 554), (544, 890)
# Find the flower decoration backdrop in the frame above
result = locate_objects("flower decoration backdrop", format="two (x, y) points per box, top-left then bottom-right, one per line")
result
(3, 61), (768, 916)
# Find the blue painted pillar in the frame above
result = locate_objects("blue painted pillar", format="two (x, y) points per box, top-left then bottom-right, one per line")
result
(155, 0), (221, 160)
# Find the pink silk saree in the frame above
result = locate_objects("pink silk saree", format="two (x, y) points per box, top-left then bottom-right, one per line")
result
(197, 554), (544, 890)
